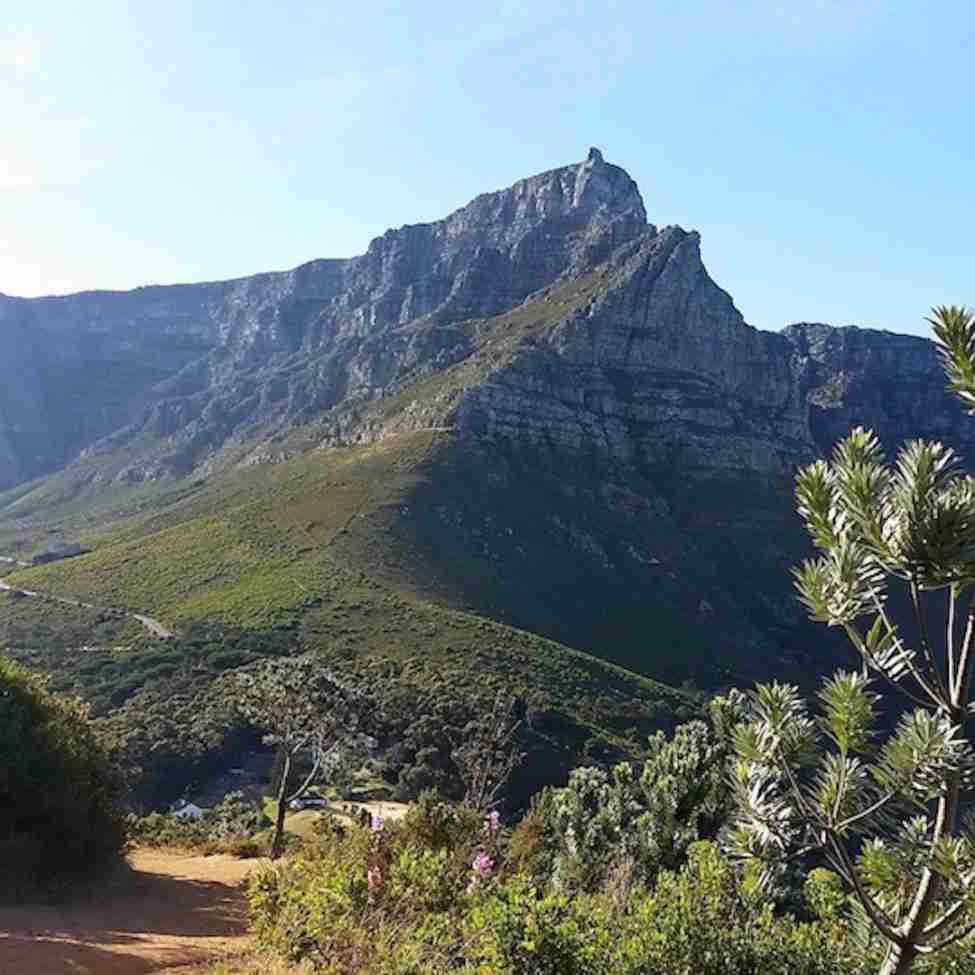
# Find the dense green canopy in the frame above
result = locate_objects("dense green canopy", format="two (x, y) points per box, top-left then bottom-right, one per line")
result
(0, 657), (125, 890)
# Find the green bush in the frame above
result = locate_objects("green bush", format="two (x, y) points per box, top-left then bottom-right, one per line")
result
(465, 875), (615, 975)
(616, 843), (843, 975)
(128, 791), (271, 855)
(546, 695), (745, 892)
(247, 795), (851, 975)
(0, 657), (126, 892)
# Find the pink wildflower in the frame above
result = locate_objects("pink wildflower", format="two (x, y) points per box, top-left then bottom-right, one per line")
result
(472, 851), (494, 879)
(485, 811), (501, 836)
(367, 864), (383, 891)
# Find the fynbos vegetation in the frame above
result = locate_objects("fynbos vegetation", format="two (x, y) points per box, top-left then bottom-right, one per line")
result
(0, 658), (125, 892)
(729, 307), (975, 974)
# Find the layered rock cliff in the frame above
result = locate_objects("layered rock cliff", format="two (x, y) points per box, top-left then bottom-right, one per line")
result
(3, 149), (966, 496)
(0, 148), (652, 489)
(2, 150), (970, 690)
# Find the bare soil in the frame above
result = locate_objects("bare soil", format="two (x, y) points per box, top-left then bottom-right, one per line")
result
(0, 849), (260, 975)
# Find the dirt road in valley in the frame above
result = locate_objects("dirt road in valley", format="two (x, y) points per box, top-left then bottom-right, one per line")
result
(0, 577), (176, 640)
(0, 849), (260, 974)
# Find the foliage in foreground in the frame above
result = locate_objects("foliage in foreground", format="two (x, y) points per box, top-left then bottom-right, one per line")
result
(127, 791), (272, 858)
(516, 690), (746, 892)
(247, 798), (848, 975)
(729, 306), (975, 975)
(0, 656), (126, 892)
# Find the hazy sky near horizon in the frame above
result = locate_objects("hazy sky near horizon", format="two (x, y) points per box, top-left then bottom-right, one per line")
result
(2, 1), (972, 336)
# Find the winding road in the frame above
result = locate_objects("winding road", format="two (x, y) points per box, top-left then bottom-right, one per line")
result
(0, 570), (176, 641)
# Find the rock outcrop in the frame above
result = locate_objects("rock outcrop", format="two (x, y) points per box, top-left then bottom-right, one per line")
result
(2, 150), (966, 495)
(3, 148), (971, 690)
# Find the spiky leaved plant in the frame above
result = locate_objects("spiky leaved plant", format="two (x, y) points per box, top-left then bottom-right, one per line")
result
(727, 307), (975, 975)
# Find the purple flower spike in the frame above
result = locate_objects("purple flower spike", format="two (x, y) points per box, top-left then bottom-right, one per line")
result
(472, 851), (494, 878)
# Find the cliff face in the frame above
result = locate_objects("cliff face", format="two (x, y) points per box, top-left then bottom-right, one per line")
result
(0, 283), (226, 488)
(3, 150), (964, 495)
(444, 228), (809, 476)
(785, 322), (975, 458)
(0, 149), (651, 489)
(2, 150), (969, 689)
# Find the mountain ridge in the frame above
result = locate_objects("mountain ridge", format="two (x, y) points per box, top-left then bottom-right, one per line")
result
(0, 148), (649, 491)
(3, 149), (972, 698)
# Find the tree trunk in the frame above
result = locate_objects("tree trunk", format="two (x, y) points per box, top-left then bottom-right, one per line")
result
(270, 750), (291, 860)
(878, 942), (916, 975)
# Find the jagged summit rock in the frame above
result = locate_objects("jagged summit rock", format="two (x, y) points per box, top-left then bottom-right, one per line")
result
(0, 150), (970, 497)
(3, 150), (973, 694)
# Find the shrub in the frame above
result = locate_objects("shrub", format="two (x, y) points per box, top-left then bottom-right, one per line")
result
(465, 875), (616, 975)
(128, 791), (271, 855)
(247, 798), (851, 975)
(0, 657), (126, 892)
(616, 843), (843, 975)
(546, 695), (745, 891)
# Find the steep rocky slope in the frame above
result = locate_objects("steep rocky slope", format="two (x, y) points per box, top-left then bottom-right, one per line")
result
(0, 282), (225, 488)
(0, 148), (646, 490)
(2, 149), (970, 693)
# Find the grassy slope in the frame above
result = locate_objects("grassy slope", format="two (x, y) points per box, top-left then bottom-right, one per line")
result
(3, 430), (694, 757)
(0, 260), (827, 742)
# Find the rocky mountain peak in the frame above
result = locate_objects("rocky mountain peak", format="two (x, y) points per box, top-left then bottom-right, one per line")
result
(570, 145), (639, 214)
(2, 151), (968, 503)
(206, 151), (650, 377)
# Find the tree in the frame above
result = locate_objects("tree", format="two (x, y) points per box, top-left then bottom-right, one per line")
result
(235, 656), (372, 858)
(550, 692), (746, 890)
(0, 657), (125, 890)
(728, 307), (975, 975)
(450, 689), (525, 813)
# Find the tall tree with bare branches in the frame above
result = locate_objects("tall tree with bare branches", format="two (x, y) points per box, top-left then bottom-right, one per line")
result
(236, 656), (372, 858)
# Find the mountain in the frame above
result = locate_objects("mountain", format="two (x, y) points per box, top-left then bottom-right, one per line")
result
(0, 147), (644, 491)
(2, 148), (971, 696)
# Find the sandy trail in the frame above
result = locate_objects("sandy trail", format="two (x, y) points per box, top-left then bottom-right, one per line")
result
(0, 578), (175, 640)
(0, 849), (260, 975)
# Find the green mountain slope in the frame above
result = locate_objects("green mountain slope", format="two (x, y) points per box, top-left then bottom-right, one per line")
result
(2, 430), (695, 776)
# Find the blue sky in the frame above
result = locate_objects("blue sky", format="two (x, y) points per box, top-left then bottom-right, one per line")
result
(2, 1), (972, 336)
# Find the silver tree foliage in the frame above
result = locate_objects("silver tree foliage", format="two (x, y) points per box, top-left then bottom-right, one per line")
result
(727, 307), (975, 975)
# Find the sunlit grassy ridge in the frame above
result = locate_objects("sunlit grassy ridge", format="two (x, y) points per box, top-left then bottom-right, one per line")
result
(2, 266), (795, 739)
(5, 428), (694, 753)
(8, 432), (441, 626)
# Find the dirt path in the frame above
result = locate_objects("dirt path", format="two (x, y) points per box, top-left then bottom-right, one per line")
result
(0, 849), (260, 975)
(0, 577), (176, 640)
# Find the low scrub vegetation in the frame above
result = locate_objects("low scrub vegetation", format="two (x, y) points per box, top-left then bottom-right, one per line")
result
(0, 658), (126, 893)
(247, 796), (851, 975)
